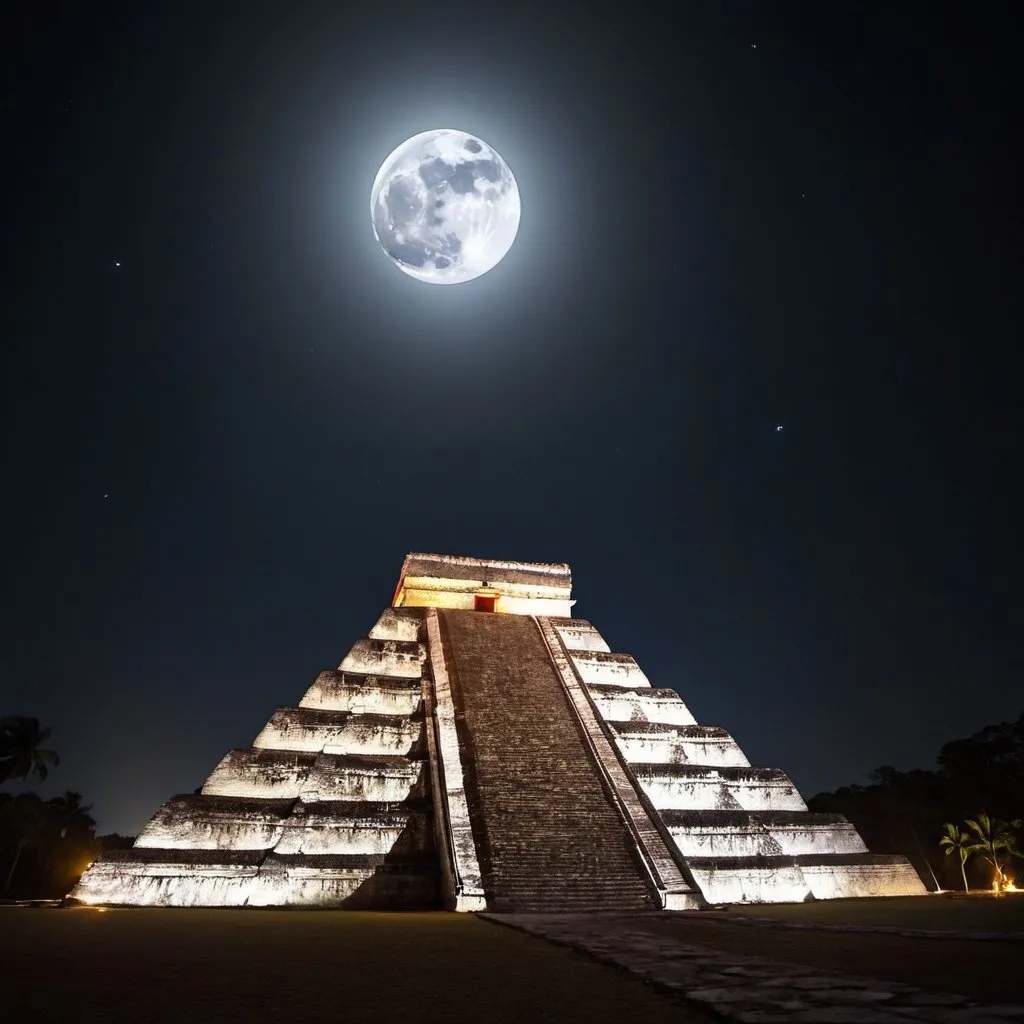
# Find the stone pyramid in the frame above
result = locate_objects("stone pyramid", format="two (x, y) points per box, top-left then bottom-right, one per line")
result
(74, 553), (925, 909)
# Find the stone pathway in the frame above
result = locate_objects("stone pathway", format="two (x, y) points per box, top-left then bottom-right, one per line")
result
(705, 911), (1024, 943)
(482, 913), (1024, 1024)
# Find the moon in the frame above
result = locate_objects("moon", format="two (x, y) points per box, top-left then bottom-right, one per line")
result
(370, 129), (520, 285)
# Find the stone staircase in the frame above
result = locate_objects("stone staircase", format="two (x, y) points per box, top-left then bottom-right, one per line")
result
(438, 609), (654, 912)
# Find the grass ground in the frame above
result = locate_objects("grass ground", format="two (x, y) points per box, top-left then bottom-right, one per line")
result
(725, 892), (1024, 932)
(1, 908), (710, 1024)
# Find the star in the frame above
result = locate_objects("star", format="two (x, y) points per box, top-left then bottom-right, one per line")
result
(114, 261), (121, 268)
(775, 425), (784, 432)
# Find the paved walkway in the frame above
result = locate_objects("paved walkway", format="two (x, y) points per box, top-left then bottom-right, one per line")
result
(484, 913), (1024, 1024)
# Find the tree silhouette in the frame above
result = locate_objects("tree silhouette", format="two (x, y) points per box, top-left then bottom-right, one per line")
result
(964, 812), (1022, 892)
(939, 822), (973, 892)
(0, 717), (59, 783)
(1, 793), (50, 893)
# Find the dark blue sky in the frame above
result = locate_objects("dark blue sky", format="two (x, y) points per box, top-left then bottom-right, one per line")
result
(3, 1), (1020, 834)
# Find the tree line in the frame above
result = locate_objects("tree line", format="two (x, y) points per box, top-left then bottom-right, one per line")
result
(1, 716), (133, 899)
(808, 711), (1024, 891)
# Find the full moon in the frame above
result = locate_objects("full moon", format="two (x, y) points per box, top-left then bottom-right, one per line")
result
(370, 129), (520, 285)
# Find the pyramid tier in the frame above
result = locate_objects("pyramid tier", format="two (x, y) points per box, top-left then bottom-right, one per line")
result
(608, 722), (751, 766)
(299, 670), (423, 716)
(272, 800), (433, 856)
(339, 639), (424, 678)
(202, 749), (426, 803)
(135, 795), (294, 850)
(76, 848), (438, 908)
(631, 763), (806, 811)
(568, 651), (651, 688)
(368, 607), (424, 642)
(547, 618), (611, 653)
(253, 708), (425, 756)
(797, 853), (928, 899)
(684, 852), (927, 904)
(134, 794), (432, 855)
(660, 809), (867, 858)
(586, 684), (697, 725)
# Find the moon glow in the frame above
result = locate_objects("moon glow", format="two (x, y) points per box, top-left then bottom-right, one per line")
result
(370, 129), (520, 285)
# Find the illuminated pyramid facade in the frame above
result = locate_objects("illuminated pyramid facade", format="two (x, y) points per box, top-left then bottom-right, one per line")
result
(75, 553), (924, 909)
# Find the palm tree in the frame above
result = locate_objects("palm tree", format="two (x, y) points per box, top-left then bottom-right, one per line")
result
(939, 822), (973, 892)
(46, 791), (95, 840)
(0, 717), (59, 783)
(964, 812), (1023, 892)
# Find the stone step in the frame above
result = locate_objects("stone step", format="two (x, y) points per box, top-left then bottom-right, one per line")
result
(135, 795), (294, 851)
(547, 619), (611, 653)
(567, 651), (652, 689)
(660, 809), (867, 858)
(253, 707), (425, 756)
(299, 670), (422, 716)
(339, 638), (424, 678)
(608, 722), (751, 766)
(74, 848), (439, 908)
(587, 684), (697, 726)
(440, 609), (654, 911)
(202, 749), (426, 803)
(134, 794), (434, 855)
(631, 763), (807, 812)
(679, 851), (926, 904)
(368, 608), (424, 643)
(272, 801), (433, 857)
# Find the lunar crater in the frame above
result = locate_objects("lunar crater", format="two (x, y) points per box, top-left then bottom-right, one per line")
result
(370, 129), (520, 284)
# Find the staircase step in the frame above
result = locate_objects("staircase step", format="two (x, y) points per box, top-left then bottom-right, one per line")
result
(440, 610), (654, 910)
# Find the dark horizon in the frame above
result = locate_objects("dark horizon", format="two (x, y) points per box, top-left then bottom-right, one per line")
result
(3, 1), (1020, 835)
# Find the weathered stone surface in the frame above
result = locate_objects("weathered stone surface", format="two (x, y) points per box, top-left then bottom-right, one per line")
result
(253, 707), (424, 756)
(587, 684), (698, 725)
(202, 749), (424, 803)
(135, 795), (294, 851)
(569, 651), (653, 688)
(441, 610), (654, 911)
(482, 914), (1024, 1024)
(638, 764), (806, 812)
(339, 638), (425, 679)
(368, 607), (424, 642)
(550, 620), (611, 653)
(299, 670), (423, 716)
(202, 748), (316, 799)
(612, 724), (751, 767)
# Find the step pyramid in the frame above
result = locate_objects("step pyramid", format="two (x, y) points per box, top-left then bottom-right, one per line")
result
(74, 553), (925, 908)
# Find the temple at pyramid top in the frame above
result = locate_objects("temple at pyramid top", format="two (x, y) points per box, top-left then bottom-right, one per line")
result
(75, 551), (925, 911)
(393, 552), (574, 616)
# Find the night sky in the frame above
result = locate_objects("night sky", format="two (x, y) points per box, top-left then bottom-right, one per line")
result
(3, 2), (1020, 835)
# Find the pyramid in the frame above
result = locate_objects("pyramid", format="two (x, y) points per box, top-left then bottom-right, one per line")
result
(74, 553), (925, 909)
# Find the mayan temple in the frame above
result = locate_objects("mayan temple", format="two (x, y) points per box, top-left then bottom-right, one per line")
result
(75, 553), (925, 910)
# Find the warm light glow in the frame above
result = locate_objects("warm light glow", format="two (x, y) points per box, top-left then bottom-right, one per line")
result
(989, 870), (1017, 894)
